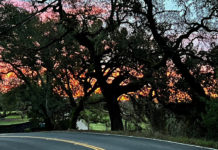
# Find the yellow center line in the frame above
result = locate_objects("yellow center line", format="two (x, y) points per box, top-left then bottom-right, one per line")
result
(0, 135), (105, 150)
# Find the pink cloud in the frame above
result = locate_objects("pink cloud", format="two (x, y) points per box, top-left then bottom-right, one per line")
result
(5, 0), (58, 22)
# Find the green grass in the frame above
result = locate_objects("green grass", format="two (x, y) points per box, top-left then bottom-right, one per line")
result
(88, 120), (149, 131)
(6, 115), (20, 119)
(89, 123), (108, 131)
(0, 114), (29, 126)
(0, 120), (29, 126)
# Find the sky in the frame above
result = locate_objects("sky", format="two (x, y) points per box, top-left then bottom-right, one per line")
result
(164, 0), (179, 10)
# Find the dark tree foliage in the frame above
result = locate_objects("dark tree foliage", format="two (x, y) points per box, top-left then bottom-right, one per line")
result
(125, 0), (217, 125)
(0, 3), (95, 129)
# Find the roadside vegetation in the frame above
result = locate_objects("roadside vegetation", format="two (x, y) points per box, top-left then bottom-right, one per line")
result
(0, 111), (29, 126)
(75, 130), (218, 149)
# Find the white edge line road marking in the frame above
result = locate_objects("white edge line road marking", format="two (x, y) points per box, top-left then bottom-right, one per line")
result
(81, 132), (217, 150)
(0, 135), (105, 150)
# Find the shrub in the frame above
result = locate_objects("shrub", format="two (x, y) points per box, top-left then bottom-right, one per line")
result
(203, 98), (218, 139)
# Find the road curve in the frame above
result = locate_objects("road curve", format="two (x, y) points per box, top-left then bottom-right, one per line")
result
(0, 131), (215, 150)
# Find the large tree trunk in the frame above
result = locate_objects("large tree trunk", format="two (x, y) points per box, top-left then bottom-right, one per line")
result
(41, 105), (54, 130)
(76, 33), (124, 130)
(44, 117), (54, 130)
(69, 114), (77, 129)
(69, 99), (84, 129)
(75, 32), (124, 130)
(106, 95), (124, 131)
(69, 107), (81, 129)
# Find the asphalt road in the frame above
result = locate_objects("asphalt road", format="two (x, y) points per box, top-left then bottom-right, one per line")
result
(0, 131), (215, 150)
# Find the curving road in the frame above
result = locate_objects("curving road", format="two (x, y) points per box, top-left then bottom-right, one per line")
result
(0, 131), (215, 150)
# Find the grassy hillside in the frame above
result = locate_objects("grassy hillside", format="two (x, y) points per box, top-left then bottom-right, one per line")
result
(0, 113), (29, 126)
